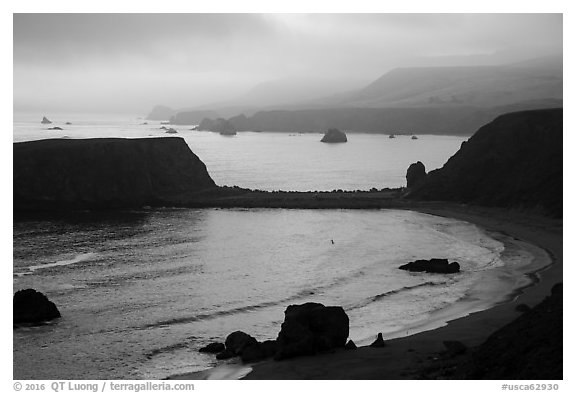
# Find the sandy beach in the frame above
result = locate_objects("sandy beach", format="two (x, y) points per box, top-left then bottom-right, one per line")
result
(168, 203), (562, 380)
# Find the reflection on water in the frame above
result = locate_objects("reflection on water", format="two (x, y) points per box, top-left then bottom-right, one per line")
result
(13, 208), (537, 379)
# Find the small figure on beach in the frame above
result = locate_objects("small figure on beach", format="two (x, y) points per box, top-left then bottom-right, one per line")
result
(331, 239), (334, 244)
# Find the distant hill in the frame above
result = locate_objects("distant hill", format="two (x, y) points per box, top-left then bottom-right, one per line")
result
(146, 105), (178, 120)
(170, 110), (220, 125)
(220, 99), (561, 135)
(408, 108), (562, 216)
(327, 56), (562, 108)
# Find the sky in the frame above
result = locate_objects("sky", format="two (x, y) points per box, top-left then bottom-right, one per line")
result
(13, 13), (563, 115)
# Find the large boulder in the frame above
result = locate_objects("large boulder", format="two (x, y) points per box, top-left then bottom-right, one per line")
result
(224, 331), (259, 356)
(14, 289), (61, 325)
(399, 258), (460, 274)
(406, 161), (426, 188)
(321, 128), (347, 143)
(275, 302), (349, 360)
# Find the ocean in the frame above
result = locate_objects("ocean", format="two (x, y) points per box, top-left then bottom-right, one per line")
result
(12, 113), (466, 190)
(13, 114), (547, 379)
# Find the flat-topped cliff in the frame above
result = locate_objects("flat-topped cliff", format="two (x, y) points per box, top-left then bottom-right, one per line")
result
(409, 108), (562, 217)
(14, 137), (217, 211)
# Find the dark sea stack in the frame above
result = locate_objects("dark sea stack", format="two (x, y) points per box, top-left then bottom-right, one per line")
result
(14, 289), (61, 325)
(275, 302), (349, 360)
(399, 258), (460, 274)
(321, 128), (348, 143)
(41, 116), (52, 124)
(14, 137), (217, 211)
(409, 108), (563, 217)
(406, 161), (427, 188)
(47, 127), (63, 130)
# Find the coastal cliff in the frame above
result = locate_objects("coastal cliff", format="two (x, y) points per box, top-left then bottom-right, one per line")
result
(409, 108), (562, 217)
(14, 137), (217, 211)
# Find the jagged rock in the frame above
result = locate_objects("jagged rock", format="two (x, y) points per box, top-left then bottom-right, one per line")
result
(443, 340), (467, 356)
(406, 161), (426, 188)
(320, 128), (347, 143)
(13, 289), (61, 324)
(165, 128), (178, 134)
(199, 342), (225, 353)
(275, 302), (349, 360)
(370, 333), (386, 348)
(41, 116), (52, 124)
(345, 340), (357, 350)
(215, 349), (236, 360)
(399, 258), (460, 274)
(225, 331), (259, 356)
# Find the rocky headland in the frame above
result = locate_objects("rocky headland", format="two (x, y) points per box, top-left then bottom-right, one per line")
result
(14, 137), (216, 211)
(408, 108), (562, 217)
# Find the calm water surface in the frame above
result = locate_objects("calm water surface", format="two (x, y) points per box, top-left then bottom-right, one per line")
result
(13, 114), (467, 190)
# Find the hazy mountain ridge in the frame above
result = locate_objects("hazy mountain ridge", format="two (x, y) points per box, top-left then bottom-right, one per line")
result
(325, 56), (562, 108)
(208, 99), (560, 135)
(156, 56), (562, 134)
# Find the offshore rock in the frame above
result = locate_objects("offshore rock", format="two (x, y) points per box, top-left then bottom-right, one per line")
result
(320, 128), (347, 143)
(406, 161), (427, 188)
(399, 258), (460, 274)
(14, 289), (61, 325)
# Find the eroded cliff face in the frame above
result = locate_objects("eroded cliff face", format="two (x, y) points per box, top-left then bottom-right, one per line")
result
(409, 108), (562, 217)
(14, 137), (217, 210)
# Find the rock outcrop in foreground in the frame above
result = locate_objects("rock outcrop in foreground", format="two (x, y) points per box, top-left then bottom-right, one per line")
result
(275, 302), (349, 360)
(409, 109), (562, 217)
(321, 128), (348, 143)
(14, 289), (61, 325)
(201, 302), (350, 363)
(14, 137), (216, 211)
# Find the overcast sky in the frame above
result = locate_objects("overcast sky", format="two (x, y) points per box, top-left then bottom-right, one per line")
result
(13, 13), (562, 115)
